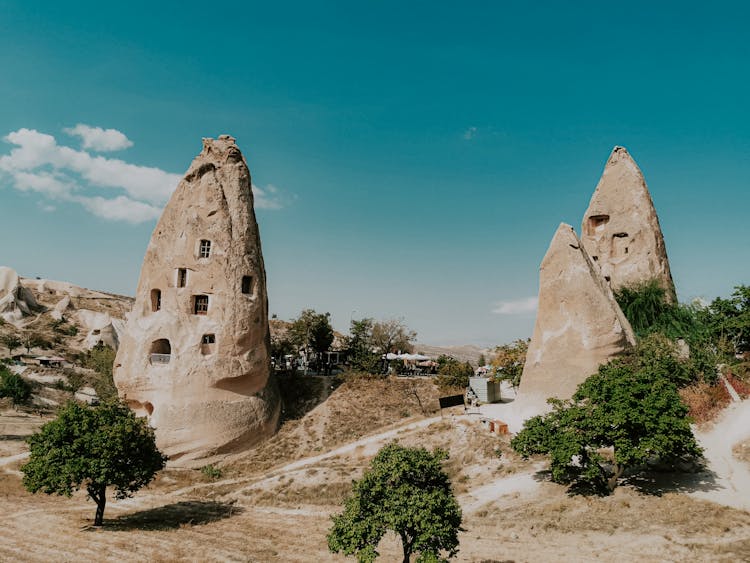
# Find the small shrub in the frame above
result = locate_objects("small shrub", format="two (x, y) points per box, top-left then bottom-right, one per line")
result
(0, 367), (32, 405)
(200, 464), (223, 480)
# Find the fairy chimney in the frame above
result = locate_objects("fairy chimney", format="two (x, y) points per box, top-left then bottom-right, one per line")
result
(514, 224), (636, 423)
(114, 135), (280, 465)
(581, 146), (676, 300)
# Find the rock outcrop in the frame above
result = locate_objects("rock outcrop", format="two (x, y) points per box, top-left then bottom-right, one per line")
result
(514, 224), (636, 422)
(0, 266), (43, 324)
(581, 146), (675, 299)
(113, 135), (280, 465)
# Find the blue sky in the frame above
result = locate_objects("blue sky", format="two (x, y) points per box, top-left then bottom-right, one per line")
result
(1, 1), (748, 346)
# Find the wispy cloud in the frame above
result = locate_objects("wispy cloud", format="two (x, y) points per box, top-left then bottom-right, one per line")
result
(64, 124), (134, 152)
(492, 296), (538, 315)
(252, 183), (293, 210)
(0, 126), (290, 223)
(463, 126), (478, 140)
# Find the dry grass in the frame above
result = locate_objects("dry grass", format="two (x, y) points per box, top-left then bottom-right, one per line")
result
(680, 381), (731, 424)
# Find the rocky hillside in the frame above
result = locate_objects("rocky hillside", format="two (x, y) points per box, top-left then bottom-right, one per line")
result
(0, 266), (133, 359)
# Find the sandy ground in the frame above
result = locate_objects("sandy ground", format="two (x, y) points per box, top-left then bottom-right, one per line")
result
(2, 397), (750, 562)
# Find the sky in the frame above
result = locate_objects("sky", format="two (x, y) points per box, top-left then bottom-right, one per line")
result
(0, 1), (748, 347)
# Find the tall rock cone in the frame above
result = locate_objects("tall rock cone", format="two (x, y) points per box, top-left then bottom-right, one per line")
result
(581, 146), (676, 300)
(114, 135), (280, 465)
(513, 224), (635, 426)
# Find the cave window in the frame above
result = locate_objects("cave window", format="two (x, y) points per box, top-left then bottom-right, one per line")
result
(151, 289), (162, 312)
(241, 275), (253, 295)
(201, 333), (216, 355)
(177, 268), (187, 288)
(586, 214), (610, 236)
(193, 295), (209, 315)
(149, 339), (171, 364)
(199, 239), (212, 258)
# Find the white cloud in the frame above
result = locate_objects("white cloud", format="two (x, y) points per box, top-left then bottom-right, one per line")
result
(492, 296), (538, 315)
(75, 195), (162, 223)
(252, 183), (288, 210)
(463, 126), (477, 140)
(64, 124), (133, 152)
(0, 126), (290, 223)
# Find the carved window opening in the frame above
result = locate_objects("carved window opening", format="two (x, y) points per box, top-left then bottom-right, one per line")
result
(193, 295), (209, 315)
(241, 275), (253, 295)
(199, 239), (212, 258)
(592, 256), (599, 261)
(586, 214), (610, 236)
(177, 268), (187, 288)
(201, 333), (216, 355)
(612, 232), (630, 258)
(149, 339), (171, 364)
(151, 289), (162, 312)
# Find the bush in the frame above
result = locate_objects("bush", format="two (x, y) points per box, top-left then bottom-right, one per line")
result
(0, 366), (32, 405)
(512, 352), (702, 494)
(435, 356), (474, 392)
(200, 464), (223, 480)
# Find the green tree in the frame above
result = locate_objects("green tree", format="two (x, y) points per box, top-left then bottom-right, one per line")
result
(371, 318), (417, 355)
(490, 339), (529, 390)
(346, 317), (380, 373)
(1, 333), (22, 355)
(328, 443), (462, 563)
(0, 365), (32, 404)
(22, 400), (167, 526)
(703, 285), (750, 354)
(435, 356), (474, 391)
(288, 309), (335, 369)
(511, 352), (702, 493)
(477, 353), (486, 367)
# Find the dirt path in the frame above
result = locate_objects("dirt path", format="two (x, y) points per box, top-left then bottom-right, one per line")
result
(460, 464), (544, 514)
(691, 400), (750, 511)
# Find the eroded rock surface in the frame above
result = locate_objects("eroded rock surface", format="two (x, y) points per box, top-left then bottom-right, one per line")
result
(0, 266), (43, 324)
(514, 224), (636, 422)
(114, 135), (280, 465)
(581, 146), (675, 299)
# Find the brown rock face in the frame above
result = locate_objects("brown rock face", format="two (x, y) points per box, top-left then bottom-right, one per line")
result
(581, 146), (675, 300)
(114, 136), (280, 465)
(515, 224), (636, 419)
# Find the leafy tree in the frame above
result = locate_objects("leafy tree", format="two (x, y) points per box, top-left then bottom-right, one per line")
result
(702, 285), (750, 354)
(328, 443), (462, 563)
(435, 356), (474, 392)
(288, 309), (335, 368)
(512, 351), (702, 493)
(1, 333), (22, 355)
(0, 365), (32, 404)
(490, 339), (529, 390)
(22, 332), (50, 354)
(477, 353), (486, 367)
(371, 318), (417, 355)
(346, 317), (381, 373)
(22, 400), (167, 526)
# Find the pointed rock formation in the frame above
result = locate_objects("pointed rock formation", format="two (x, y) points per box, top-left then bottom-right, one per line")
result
(514, 224), (636, 422)
(114, 136), (280, 465)
(0, 266), (43, 324)
(581, 146), (675, 300)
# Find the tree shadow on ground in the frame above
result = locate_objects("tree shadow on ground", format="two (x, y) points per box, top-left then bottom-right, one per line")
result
(103, 500), (243, 531)
(622, 466), (722, 496)
(529, 463), (723, 497)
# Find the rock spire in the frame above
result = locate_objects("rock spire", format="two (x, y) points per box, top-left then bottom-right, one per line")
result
(581, 146), (675, 300)
(114, 135), (280, 465)
(514, 224), (636, 420)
